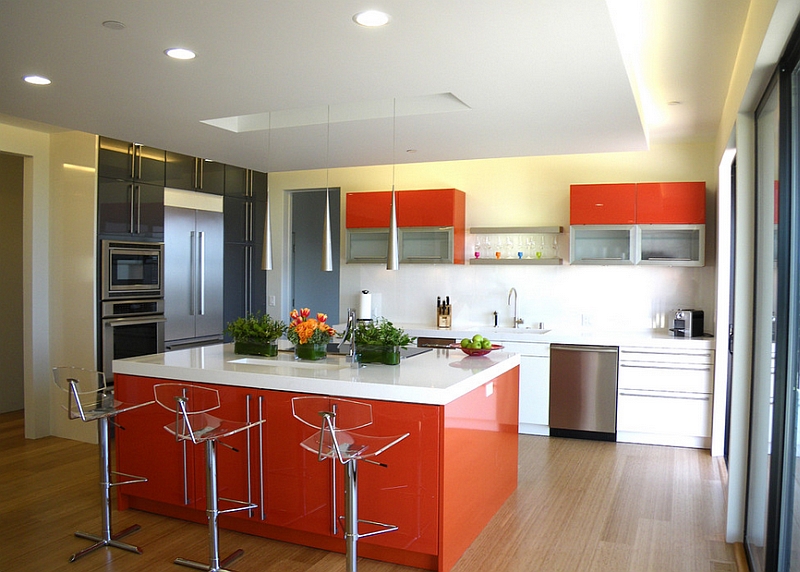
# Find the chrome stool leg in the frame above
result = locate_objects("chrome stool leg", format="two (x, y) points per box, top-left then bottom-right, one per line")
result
(70, 416), (144, 562)
(344, 458), (358, 572)
(173, 439), (244, 572)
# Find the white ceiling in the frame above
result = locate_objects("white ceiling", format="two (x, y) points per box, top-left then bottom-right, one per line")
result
(0, 0), (750, 173)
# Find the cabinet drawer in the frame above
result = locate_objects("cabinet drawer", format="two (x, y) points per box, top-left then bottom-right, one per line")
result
(617, 390), (711, 438)
(618, 361), (712, 393)
(620, 348), (714, 365)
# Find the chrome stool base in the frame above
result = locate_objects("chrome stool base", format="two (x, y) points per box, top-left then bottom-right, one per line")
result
(174, 548), (244, 572)
(70, 524), (143, 562)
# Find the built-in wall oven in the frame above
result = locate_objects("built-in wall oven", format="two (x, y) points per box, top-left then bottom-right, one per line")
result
(100, 240), (166, 382)
(101, 298), (165, 383)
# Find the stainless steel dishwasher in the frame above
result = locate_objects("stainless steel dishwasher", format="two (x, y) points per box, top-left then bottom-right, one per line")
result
(549, 344), (619, 441)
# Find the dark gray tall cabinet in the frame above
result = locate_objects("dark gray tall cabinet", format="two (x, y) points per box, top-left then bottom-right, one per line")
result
(223, 166), (267, 336)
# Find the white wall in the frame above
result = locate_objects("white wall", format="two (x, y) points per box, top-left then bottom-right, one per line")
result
(269, 141), (718, 332)
(48, 131), (98, 443)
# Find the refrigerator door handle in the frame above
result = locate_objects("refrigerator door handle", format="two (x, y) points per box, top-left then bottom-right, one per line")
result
(189, 230), (196, 316)
(198, 231), (205, 315)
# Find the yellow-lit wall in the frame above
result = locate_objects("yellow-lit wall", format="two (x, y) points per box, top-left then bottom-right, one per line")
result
(268, 141), (718, 330)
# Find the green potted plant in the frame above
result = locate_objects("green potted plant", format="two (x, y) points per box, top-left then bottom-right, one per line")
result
(352, 318), (415, 365)
(226, 312), (287, 357)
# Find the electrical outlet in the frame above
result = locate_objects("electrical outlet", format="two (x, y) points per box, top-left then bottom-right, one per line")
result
(581, 314), (592, 327)
(268, 295), (276, 307)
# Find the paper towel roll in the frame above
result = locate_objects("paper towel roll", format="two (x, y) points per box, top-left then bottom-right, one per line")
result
(358, 290), (372, 320)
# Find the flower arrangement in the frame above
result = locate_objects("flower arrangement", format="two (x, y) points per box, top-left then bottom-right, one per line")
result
(287, 308), (336, 346)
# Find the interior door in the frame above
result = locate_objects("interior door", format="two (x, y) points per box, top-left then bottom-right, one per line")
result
(290, 189), (340, 324)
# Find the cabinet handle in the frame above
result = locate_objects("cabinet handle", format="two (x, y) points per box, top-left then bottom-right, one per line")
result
(181, 387), (189, 505)
(135, 185), (142, 234)
(246, 394), (253, 517)
(198, 157), (204, 190)
(258, 395), (265, 521)
(129, 143), (136, 179)
(128, 184), (135, 234)
(620, 363), (711, 372)
(331, 402), (338, 535)
(136, 144), (143, 179)
(620, 351), (712, 359)
(619, 390), (710, 401)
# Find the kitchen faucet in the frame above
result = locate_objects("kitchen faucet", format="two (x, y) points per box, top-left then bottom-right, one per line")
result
(508, 287), (523, 328)
(339, 308), (359, 366)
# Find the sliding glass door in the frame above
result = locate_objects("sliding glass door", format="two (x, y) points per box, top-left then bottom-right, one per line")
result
(746, 75), (780, 572)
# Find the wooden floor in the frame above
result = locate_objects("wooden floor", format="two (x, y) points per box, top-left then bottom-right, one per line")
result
(0, 410), (742, 571)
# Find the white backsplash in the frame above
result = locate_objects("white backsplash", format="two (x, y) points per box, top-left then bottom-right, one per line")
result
(341, 262), (717, 333)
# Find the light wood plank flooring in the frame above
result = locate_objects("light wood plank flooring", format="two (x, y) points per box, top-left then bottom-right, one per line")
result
(0, 410), (742, 571)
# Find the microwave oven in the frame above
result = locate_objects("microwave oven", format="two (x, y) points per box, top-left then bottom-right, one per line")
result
(101, 240), (164, 300)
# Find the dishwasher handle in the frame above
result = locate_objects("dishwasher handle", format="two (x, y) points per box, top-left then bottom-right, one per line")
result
(550, 344), (619, 354)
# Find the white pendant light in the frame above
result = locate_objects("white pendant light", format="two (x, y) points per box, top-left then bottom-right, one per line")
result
(387, 99), (400, 270)
(321, 106), (334, 272)
(261, 113), (273, 271)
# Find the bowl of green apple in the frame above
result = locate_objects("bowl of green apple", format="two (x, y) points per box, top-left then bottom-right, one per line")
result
(451, 334), (504, 356)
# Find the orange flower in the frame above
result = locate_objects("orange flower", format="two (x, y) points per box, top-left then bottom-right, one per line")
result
(287, 308), (336, 345)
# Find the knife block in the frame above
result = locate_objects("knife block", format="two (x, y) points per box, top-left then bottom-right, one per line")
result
(437, 304), (452, 329)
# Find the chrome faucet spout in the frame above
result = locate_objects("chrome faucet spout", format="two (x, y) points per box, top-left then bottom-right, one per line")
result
(507, 287), (523, 328)
(339, 308), (359, 365)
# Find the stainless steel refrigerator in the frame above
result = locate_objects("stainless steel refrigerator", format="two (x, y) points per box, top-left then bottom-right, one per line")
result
(164, 196), (224, 350)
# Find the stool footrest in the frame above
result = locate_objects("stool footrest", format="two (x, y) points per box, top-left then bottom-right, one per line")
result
(217, 497), (257, 515)
(107, 470), (148, 488)
(338, 516), (399, 539)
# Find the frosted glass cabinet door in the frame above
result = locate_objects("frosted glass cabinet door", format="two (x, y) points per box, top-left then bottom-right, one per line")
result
(638, 225), (705, 266)
(569, 225), (636, 264)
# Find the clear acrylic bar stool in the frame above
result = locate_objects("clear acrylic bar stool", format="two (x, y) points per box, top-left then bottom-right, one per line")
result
(51, 366), (154, 562)
(153, 383), (264, 572)
(291, 396), (409, 572)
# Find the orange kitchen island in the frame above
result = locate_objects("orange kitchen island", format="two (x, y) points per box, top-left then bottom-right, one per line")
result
(113, 344), (520, 571)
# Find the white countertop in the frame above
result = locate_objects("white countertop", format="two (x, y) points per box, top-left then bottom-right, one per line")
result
(113, 342), (521, 406)
(400, 324), (716, 350)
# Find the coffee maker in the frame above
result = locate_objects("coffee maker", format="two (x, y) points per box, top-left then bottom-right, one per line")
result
(672, 309), (704, 338)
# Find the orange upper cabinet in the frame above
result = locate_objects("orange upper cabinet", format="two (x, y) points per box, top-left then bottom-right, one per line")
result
(570, 184), (637, 225)
(345, 191), (393, 228)
(636, 182), (706, 224)
(395, 189), (466, 228)
(346, 189), (466, 265)
(346, 189), (465, 229)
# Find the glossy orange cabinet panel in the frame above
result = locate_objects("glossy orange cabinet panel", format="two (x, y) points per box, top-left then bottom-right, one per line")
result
(570, 184), (637, 224)
(636, 182), (706, 224)
(345, 191), (392, 228)
(264, 390), (334, 536)
(439, 366), (519, 572)
(115, 374), (200, 508)
(357, 398), (440, 555)
(395, 189), (465, 228)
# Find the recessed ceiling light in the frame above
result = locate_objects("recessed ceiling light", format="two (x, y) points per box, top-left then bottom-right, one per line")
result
(24, 75), (51, 85)
(165, 48), (196, 60)
(667, 100), (682, 106)
(353, 10), (390, 27)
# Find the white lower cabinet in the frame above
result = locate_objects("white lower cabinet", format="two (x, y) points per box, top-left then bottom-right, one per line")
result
(502, 341), (549, 435)
(617, 347), (714, 449)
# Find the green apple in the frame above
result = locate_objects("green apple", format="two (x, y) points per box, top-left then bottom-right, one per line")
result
(460, 338), (471, 348)
(472, 334), (483, 343)
(481, 339), (492, 349)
